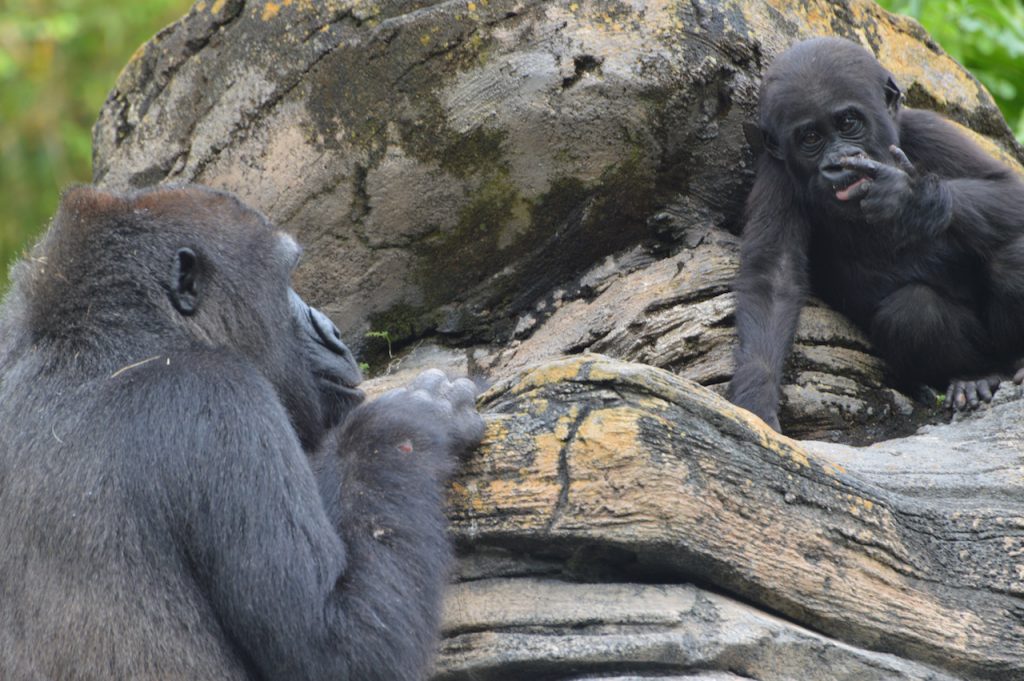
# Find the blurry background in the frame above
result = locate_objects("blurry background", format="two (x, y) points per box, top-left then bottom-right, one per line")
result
(880, 0), (1024, 137)
(0, 0), (191, 284)
(0, 0), (1021, 287)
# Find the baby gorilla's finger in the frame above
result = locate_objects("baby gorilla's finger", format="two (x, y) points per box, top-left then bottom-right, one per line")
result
(942, 382), (966, 409)
(888, 145), (916, 174)
(976, 379), (993, 403)
(846, 179), (873, 202)
(964, 381), (980, 409)
(839, 156), (884, 178)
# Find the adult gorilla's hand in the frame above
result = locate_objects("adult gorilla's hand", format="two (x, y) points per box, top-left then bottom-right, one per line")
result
(371, 369), (484, 457)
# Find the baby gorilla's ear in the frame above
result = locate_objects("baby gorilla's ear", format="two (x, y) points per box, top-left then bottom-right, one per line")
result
(884, 74), (902, 117)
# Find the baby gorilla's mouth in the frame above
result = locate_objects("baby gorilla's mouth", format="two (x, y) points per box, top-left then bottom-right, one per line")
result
(834, 176), (868, 201)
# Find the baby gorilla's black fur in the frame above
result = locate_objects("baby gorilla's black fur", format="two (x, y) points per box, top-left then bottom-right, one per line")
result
(729, 37), (1024, 431)
(0, 185), (483, 680)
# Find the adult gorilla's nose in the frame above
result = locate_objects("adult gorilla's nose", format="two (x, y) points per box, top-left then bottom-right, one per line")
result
(288, 289), (362, 386)
(308, 305), (346, 355)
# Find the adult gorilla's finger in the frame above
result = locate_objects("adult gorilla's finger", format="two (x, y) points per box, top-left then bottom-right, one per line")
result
(409, 368), (447, 394)
(447, 377), (479, 409)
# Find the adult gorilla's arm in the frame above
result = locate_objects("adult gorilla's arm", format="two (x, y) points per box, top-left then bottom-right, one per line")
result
(162, 363), (349, 680)
(170, 361), (478, 681)
(311, 369), (483, 679)
(728, 157), (811, 431)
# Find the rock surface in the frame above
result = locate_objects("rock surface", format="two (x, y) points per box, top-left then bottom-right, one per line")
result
(92, 0), (1024, 679)
(439, 579), (961, 681)
(94, 0), (1022, 440)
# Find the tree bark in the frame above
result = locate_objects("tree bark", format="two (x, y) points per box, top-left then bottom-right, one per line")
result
(443, 355), (1024, 679)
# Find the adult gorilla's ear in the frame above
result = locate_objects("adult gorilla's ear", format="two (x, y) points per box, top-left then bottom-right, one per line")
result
(169, 248), (200, 316)
(884, 74), (902, 117)
(744, 122), (784, 160)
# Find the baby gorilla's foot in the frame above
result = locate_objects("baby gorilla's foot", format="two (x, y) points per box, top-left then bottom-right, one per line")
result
(946, 375), (1002, 411)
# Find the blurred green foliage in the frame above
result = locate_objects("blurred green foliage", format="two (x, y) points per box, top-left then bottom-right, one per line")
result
(0, 0), (192, 283)
(879, 0), (1024, 141)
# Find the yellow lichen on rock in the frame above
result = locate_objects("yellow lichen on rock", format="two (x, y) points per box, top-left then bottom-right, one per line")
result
(572, 406), (645, 465)
(847, 494), (876, 517)
(558, 406), (683, 528)
(261, 0), (294, 21)
(448, 414), (565, 531)
(262, 3), (280, 20)
(496, 356), (588, 396)
(754, 0), (842, 38)
(874, 31), (979, 111)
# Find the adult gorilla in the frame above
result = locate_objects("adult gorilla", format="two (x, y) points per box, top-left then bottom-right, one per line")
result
(0, 185), (483, 680)
(729, 37), (1024, 432)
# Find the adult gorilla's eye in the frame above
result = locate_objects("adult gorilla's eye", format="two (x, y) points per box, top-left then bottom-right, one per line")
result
(838, 112), (863, 135)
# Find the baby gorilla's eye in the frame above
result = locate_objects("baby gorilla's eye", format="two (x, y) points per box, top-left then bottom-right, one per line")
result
(838, 112), (863, 135)
(799, 130), (823, 153)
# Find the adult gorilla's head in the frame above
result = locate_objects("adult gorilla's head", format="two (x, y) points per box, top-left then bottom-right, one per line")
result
(757, 37), (903, 215)
(12, 184), (362, 450)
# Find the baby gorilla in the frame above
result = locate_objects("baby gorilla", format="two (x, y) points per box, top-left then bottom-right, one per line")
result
(0, 185), (483, 680)
(729, 37), (1024, 431)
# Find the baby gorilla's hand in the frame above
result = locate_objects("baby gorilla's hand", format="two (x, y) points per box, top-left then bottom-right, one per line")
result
(840, 146), (915, 223)
(842, 146), (952, 237)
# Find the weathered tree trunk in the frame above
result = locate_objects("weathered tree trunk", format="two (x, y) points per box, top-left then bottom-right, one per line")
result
(442, 355), (1024, 679)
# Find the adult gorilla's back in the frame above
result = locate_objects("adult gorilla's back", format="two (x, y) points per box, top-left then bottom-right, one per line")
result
(0, 185), (483, 680)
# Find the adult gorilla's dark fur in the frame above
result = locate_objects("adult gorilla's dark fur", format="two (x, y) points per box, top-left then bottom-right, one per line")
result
(728, 37), (1024, 432)
(0, 185), (483, 680)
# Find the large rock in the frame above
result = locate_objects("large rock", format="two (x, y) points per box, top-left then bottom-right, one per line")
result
(439, 580), (961, 681)
(92, 1), (1024, 679)
(93, 0), (1022, 439)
